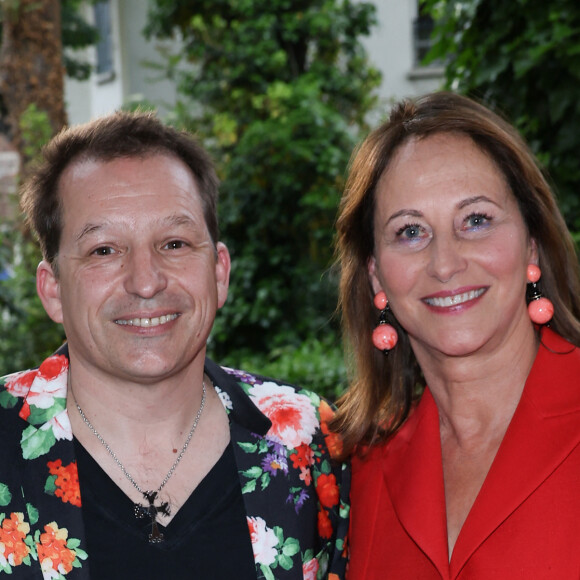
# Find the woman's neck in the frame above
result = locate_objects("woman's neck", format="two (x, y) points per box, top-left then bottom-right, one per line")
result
(416, 325), (539, 444)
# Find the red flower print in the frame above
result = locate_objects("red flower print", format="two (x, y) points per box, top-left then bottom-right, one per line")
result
(4, 369), (36, 399)
(299, 466), (312, 486)
(0, 513), (30, 566)
(38, 355), (68, 381)
(317, 508), (333, 539)
(323, 431), (343, 461)
(247, 516), (278, 566)
(316, 473), (339, 509)
(48, 460), (82, 507)
(290, 443), (314, 469)
(19, 401), (31, 421)
(303, 557), (319, 580)
(249, 383), (318, 448)
(318, 400), (343, 459)
(37, 522), (76, 575)
(26, 357), (68, 411)
(318, 399), (334, 427)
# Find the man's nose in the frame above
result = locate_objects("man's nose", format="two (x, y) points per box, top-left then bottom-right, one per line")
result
(122, 249), (168, 298)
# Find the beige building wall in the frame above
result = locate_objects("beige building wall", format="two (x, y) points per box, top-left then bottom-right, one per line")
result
(64, 0), (443, 125)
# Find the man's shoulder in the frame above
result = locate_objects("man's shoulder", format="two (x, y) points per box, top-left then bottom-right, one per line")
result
(1, 353), (68, 398)
(0, 366), (39, 406)
(214, 363), (342, 454)
(218, 364), (325, 408)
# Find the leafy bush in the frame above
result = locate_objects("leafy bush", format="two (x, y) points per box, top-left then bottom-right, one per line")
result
(146, 0), (381, 399)
(216, 333), (347, 402)
(0, 229), (65, 374)
(424, 0), (580, 234)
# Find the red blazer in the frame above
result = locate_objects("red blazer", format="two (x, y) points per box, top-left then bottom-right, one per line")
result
(349, 329), (580, 579)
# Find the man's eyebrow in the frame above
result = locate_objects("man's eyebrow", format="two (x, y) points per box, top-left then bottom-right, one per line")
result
(74, 214), (201, 243)
(163, 214), (199, 228)
(75, 223), (104, 242)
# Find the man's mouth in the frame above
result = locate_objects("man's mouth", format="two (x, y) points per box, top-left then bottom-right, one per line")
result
(115, 313), (179, 327)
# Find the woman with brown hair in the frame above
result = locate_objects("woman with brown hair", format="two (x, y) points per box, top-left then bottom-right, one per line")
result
(333, 91), (580, 578)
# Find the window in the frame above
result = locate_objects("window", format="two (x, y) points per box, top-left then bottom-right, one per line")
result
(94, 0), (114, 80)
(412, 1), (435, 67)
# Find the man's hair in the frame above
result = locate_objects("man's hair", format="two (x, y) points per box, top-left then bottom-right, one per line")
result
(20, 110), (219, 272)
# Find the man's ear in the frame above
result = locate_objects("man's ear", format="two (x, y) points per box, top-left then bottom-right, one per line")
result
(215, 242), (231, 309)
(36, 260), (64, 324)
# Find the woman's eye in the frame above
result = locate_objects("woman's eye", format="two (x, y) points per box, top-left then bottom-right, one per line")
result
(396, 224), (424, 239)
(464, 213), (492, 229)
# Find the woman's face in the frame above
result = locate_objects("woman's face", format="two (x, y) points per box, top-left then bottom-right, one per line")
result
(369, 132), (537, 361)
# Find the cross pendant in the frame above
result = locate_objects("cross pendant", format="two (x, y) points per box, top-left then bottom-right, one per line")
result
(134, 490), (171, 543)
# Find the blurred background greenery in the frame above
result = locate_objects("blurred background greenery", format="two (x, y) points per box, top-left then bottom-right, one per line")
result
(1, 0), (579, 401)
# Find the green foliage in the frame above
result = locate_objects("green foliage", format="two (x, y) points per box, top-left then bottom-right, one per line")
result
(146, 0), (380, 397)
(0, 105), (65, 374)
(19, 103), (52, 164)
(0, 229), (66, 375)
(0, 0), (99, 81)
(423, 0), (580, 231)
(220, 334), (347, 403)
(0, 2), (100, 375)
(62, 0), (100, 81)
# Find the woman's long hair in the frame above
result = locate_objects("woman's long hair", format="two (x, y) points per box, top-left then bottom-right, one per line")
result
(331, 91), (580, 457)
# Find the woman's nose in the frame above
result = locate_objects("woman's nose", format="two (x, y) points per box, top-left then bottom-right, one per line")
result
(425, 235), (468, 283)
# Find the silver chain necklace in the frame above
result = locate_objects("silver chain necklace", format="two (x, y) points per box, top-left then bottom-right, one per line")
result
(75, 382), (206, 543)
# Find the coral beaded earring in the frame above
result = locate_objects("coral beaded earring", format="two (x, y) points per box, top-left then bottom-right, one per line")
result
(372, 291), (398, 353)
(526, 264), (554, 325)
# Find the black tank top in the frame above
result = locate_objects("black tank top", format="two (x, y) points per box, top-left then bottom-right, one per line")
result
(74, 439), (257, 579)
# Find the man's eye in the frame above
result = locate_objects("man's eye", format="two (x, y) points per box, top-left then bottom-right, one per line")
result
(92, 246), (114, 256)
(164, 240), (186, 250)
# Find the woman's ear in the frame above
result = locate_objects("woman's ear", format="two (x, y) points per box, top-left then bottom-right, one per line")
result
(528, 237), (539, 266)
(36, 260), (64, 324)
(368, 256), (384, 296)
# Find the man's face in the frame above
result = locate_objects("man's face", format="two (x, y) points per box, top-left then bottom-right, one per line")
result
(37, 154), (230, 384)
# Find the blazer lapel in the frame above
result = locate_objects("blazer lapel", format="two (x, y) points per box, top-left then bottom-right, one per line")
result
(17, 352), (90, 578)
(451, 329), (580, 575)
(382, 389), (450, 577)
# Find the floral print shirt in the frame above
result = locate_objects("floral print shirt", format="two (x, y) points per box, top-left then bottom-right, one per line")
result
(0, 347), (349, 579)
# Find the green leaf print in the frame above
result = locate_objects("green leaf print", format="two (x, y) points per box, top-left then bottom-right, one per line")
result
(278, 553), (293, 570)
(21, 425), (56, 459)
(0, 390), (17, 409)
(282, 537), (300, 557)
(26, 503), (39, 525)
(26, 399), (65, 425)
(260, 563), (276, 580)
(44, 474), (57, 495)
(243, 466), (263, 479)
(238, 441), (257, 453)
(260, 472), (271, 490)
(0, 483), (12, 506)
(241, 479), (257, 494)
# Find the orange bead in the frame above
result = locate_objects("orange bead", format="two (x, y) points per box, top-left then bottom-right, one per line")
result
(527, 264), (541, 283)
(528, 297), (553, 325)
(373, 291), (388, 310)
(372, 323), (398, 351)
